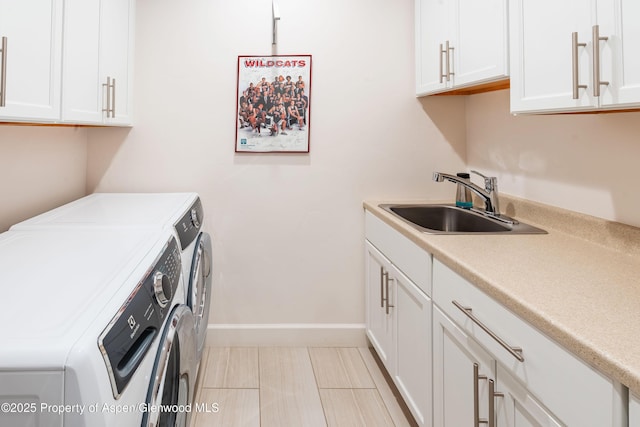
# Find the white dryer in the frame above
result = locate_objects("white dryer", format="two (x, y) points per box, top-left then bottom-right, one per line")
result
(0, 229), (196, 427)
(11, 193), (213, 371)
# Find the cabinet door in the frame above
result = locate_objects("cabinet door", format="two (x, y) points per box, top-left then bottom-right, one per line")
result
(415, 0), (451, 95)
(510, 0), (597, 113)
(365, 241), (395, 371)
(452, 0), (508, 88)
(62, 0), (102, 123)
(0, 0), (62, 122)
(392, 264), (432, 426)
(100, 0), (134, 125)
(495, 365), (563, 427)
(598, 0), (640, 108)
(433, 305), (495, 427)
(630, 393), (640, 427)
(62, 0), (134, 125)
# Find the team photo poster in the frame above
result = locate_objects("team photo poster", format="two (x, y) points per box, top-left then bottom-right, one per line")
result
(235, 55), (312, 153)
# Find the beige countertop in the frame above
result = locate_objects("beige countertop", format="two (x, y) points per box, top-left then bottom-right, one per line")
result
(364, 196), (640, 396)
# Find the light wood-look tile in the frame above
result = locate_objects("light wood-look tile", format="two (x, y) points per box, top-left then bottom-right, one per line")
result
(358, 347), (416, 427)
(193, 388), (260, 427)
(320, 389), (394, 427)
(203, 347), (259, 389)
(194, 347), (209, 403)
(309, 347), (376, 389)
(259, 347), (326, 427)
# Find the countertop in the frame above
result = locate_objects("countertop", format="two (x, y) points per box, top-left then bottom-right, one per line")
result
(364, 196), (640, 395)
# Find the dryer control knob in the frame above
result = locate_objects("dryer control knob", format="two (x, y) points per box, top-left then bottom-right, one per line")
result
(153, 271), (172, 308)
(190, 208), (201, 228)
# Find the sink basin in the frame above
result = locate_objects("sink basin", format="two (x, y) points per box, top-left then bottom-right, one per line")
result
(379, 204), (547, 235)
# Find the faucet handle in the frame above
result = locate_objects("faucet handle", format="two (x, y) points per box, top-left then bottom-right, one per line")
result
(470, 170), (497, 192)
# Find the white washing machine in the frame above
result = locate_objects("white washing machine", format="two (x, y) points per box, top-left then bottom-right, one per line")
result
(11, 193), (213, 372)
(0, 228), (196, 427)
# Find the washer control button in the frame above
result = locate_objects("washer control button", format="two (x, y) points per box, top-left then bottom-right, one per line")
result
(153, 271), (171, 308)
(190, 208), (201, 228)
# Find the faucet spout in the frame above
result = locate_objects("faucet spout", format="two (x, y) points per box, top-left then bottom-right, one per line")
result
(432, 171), (498, 215)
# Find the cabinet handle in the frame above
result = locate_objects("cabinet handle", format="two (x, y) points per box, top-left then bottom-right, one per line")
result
(102, 77), (111, 117)
(102, 77), (116, 118)
(571, 32), (587, 99)
(444, 40), (452, 82)
(111, 78), (116, 118)
(447, 42), (454, 81)
(385, 274), (394, 315)
(453, 300), (524, 362)
(0, 37), (7, 107)
(488, 379), (503, 427)
(440, 41), (454, 83)
(439, 43), (446, 83)
(380, 268), (386, 308)
(474, 363), (487, 427)
(592, 25), (609, 97)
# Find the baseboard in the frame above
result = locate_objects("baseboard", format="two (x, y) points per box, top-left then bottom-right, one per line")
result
(205, 323), (367, 347)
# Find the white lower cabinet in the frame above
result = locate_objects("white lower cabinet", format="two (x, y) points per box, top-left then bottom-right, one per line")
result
(392, 263), (431, 426)
(631, 393), (640, 427)
(496, 364), (563, 427)
(433, 258), (626, 427)
(433, 305), (495, 426)
(365, 212), (432, 426)
(365, 241), (395, 370)
(365, 211), (627, 427)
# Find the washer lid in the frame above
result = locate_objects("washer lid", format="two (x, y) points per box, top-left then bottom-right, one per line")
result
(0, 229), (164, 369)
(10, 193), (198, 230)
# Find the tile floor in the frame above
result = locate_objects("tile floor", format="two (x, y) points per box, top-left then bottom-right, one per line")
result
(191, 347), (417, 427)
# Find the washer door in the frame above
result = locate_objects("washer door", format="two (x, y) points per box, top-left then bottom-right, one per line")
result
(142, 305), (196, 427)
(188, 232), (212, 363)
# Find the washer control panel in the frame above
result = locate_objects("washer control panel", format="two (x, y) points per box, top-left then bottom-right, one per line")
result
(98, 236), (182, 398)
(175, 197), (203, 250)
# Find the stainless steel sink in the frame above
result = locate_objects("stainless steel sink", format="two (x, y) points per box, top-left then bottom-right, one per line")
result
(379, 204), (547, 235)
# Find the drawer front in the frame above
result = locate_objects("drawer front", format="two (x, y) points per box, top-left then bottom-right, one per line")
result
(365, 211), (431, 296)
(433, 259), (621, 427)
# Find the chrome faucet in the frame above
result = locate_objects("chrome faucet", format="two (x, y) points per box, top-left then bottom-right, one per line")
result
(433, 170), (501, 216)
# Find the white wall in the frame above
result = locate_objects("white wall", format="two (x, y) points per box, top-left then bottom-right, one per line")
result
(466, 90), (640, 228)
(0, 126), (87, 232)
(86, 0), (466, 343)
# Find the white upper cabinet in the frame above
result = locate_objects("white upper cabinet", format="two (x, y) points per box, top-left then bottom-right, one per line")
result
(510, 0), (640, 113)
(415, 0), (451, 95)
(415, 0), (508, 96)
(597, 0), (640, 109)
(62, 0), (135, 125)
(0, 0), (63, 122)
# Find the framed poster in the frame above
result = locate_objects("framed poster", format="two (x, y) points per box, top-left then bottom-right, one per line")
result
(235, 55), (312, 153)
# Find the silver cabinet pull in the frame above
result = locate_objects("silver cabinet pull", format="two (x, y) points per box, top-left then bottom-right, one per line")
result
(447, 42), (454, 81)
(111, 78), (116, 117)
(572, 32), (587, 99)
(444, 40), (452, 82)
(380, 268), (386, 308)
(102, 76), (116, 118)
(439, 43), (446, 83)
(474, 363), (487, 427)
(385, 275), (394, 315)
(592, 25), (609, 97)
(439, 41), (454, 84)
(453, 300), (524, 362)
(102, 76), (111, 117)
(0, 37), (7, 107)
(488, 379), (503, 427)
